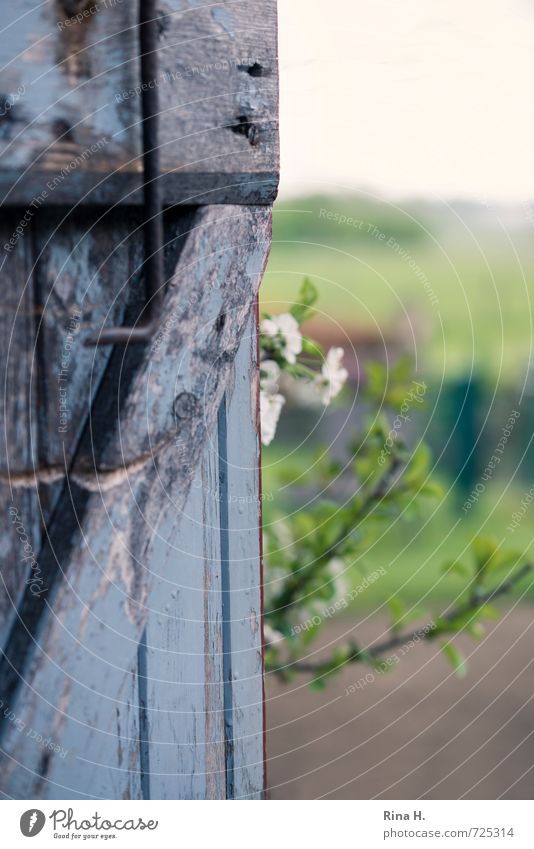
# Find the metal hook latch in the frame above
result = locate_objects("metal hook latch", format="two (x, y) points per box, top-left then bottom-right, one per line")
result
(86, 0), (162, 346)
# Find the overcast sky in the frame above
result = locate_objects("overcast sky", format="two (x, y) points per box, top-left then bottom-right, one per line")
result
(278, 0), (534, 202)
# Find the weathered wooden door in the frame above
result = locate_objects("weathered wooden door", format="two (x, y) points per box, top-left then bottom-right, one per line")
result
(0, 0), (278, 799)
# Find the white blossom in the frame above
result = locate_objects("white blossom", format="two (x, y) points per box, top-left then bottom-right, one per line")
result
(259, 317), (278, 339)
(272, 518), (293, 549)
(260, 359), (281, 394)
(260, 312), (302, 364)
(328, 557), (345, 575)
(282, 373), (322, 408)
(260, 390), (285, 446)
(263, 623), (285, 646)
(314, 346), (348, 405)
(327, 556), (348, 599)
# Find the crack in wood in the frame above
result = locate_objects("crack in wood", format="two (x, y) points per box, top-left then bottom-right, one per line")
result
(1, 430), (176, 492)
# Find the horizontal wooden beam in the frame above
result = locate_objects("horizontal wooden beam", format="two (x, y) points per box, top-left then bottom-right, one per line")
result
(0, 172), (278, 207)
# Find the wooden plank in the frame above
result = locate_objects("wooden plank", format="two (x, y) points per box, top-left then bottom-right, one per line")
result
(140, 444), (226, 800)
(140, 311), (264, 800)
(32, 207), (137, 522)
(0, 214), (39, 651)
(219, 305), (264, 799)
(0, 1), (279, 205)
(0, 204), (272, 798)
(0, 207), (138, 649)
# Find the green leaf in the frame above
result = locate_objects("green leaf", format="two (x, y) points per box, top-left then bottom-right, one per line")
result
(309, 675), (327, 692)
(441, 642), (467, 678)
(283, 362), (316, 379)
(388, 596), (406, 634)
(472, 535), (499, 574)
(485, 548), (522, 575)
(301, 335), (325, 357)
(419, 481), (444, 499)
(365, 361), (388, 399)
(290, 278), (318, 324)
(404, 442), (431, 486)
(441, 559), (470, 579)
(391, 355), (414, 383)
(354, 454), (376, 480)
(467, 622), (485, 640)
(478, 602), (500, 620)
(437, 606), (485, 634)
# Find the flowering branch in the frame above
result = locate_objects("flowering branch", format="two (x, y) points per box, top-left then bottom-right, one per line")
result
(261, 279), (530, 690)
(276, 563), (532, 681)
(259, 279), (348, 445)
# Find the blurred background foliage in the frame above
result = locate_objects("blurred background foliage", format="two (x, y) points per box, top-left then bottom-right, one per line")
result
(260, 194), (534, 612)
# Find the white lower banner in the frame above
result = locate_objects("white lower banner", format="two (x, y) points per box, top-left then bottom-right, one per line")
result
(1, 800), (533, 847)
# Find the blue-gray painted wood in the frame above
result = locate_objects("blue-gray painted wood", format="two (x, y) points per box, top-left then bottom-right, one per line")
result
(219, 309), (265, 799)
(114, 310), (264, 800)
(0, 205), (271, 799)
(0, 217), (40, 651)
(0, 1), (279, 206)
(0, 0), (277, 801)
(140, 444), (226, 800)
(0, 207), (137, 652)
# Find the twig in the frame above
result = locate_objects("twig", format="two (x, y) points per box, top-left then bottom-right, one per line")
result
(272, 455), (404, 612)
(270, 563), (533, 676)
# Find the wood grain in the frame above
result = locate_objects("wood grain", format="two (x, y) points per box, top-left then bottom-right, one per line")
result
(218, 308), (265, 799)
(0, 0), (277, 801)
(0, 204), (271, 798)
(140, 309), (264, 799)
(0, 1), (279, 205)
(0, 215), (40, 651)
(140, 442), (226, 800)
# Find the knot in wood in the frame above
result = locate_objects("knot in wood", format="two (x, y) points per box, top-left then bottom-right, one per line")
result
(173, 392), (199, 420)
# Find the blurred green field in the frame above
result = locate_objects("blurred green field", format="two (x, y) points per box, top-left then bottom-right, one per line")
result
(261, 195), (534, 612)
(261, 195), (534, 385)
